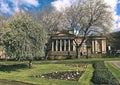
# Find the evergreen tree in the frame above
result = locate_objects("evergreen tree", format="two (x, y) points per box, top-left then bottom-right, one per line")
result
(3, 12), (47, 68)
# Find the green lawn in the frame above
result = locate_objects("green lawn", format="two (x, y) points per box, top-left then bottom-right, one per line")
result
(33, 58), (120, 64)
(0, 62), (91, 85)
(79, 64), (94, 85)
(0, 58), (120, 85)
(106, 62), (120, 83)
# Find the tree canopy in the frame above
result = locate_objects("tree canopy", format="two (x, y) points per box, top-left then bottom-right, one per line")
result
(3, 12), (47, 61)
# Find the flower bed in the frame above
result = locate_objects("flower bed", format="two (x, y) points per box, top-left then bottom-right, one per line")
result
(35, 71), (84, 81)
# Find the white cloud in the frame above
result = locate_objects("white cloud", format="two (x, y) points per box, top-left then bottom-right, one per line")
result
(22, 0), (39, 7)
(51, 0), (77, 11)
(0, 1), (12, 14)
(104, 0), (117, 10)
(9, 0), (39, 7)
(104, 0), (119, 31)
(0, 0), (39, 14)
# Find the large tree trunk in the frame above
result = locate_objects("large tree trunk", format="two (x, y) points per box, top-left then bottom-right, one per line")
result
(86, 47), (88, 59)
(76, 46), (79, 59)
(28, 60), (32, 69)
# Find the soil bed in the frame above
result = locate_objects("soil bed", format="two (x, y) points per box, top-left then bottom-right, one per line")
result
(35, 71), (84, 81)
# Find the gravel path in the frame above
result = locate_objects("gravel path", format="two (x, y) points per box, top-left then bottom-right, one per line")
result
(0, 79), (36, 85)
(107, 61), (120, 69)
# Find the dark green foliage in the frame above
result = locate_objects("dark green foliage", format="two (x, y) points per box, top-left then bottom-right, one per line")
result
(93, 61), (107, 69)
(91, 62), (119, 85)
(0, 64), (28, 72)
(3, 13), (47, 60)
(92, 69), (119, 85)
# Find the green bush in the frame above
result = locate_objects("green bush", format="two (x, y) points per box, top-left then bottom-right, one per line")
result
(92, 69), (119, 85)
(93, 61), (107, 69)
(91, 62), (119, 85)
(0, 64), (28, 72)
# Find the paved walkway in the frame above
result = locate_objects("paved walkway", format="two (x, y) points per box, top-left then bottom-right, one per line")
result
(0, 79), (36, 85)
(108, 61), (120, 69)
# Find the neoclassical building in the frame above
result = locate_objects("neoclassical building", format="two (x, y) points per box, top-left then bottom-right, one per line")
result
(0, 30), (107, 59)
(47, 30), (107, 59)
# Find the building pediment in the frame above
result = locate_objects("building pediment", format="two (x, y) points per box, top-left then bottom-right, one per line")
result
(50, 31), (75, 39)
(51, 30), (74, 37)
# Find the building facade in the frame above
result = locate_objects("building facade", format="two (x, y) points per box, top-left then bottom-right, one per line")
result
(47, 30), (107, 59)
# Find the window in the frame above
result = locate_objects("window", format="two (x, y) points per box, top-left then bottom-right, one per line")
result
(53, 40), (56, 51)
(62, 40), (64, 51)
(66, 39), (68, 51)
(58, 39), (60, 51)
(70, 40), (73, 51)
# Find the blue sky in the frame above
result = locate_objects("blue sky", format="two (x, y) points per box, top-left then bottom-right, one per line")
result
(0, 0), (120, 32)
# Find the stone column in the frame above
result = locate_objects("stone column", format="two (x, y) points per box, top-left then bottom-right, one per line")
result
(95, 40), (98, 53)
(102, 39), (106, 53)
(60, 40), (62, 51)
(92, 40), (94, 53)
(68, 40), (70, 51)
(73, 40), (75, 51)
(52, 40), (54, 51)
(64, 40), (66, 51)
(56, 40), (58, 51)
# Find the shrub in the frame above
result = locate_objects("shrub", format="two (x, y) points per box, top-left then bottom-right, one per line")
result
(93, 61), (107, 69)
(91, 62), (119, 85)
(92, 69), (119, 85)
(0, 64), (28, 72)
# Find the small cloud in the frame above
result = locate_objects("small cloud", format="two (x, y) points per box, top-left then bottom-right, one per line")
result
(0, 0), (40, 15)
(51, 0), (78, 11)
(0, 1), (12, 14)
(22, 0), (39, 7)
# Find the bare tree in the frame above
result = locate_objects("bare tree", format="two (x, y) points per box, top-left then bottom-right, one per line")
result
(37, 10), (62, 33)
(60, 0), (113, 58)
(36, 9), (63, 59)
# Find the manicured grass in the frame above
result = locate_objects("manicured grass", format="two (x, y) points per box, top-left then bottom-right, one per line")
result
(79, 64), (94, 85)
(0, 63), (86, 85)
(0, 58), (120, 85)
(33, 58), (120, 64)
(105, 62), (120, 83)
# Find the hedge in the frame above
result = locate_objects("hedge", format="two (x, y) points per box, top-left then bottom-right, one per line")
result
(93, 61), (107, 69)
(91, 61), (119, 85)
